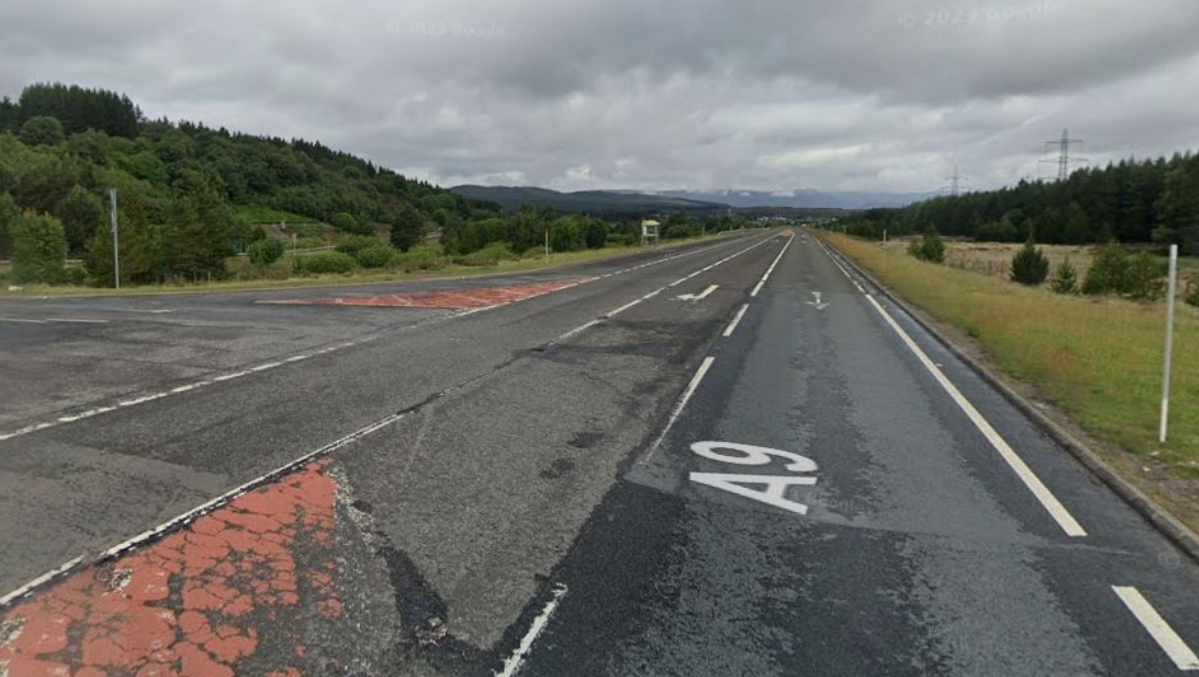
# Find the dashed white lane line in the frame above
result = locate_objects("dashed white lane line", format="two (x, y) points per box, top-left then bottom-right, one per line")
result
(1113, 586), (1199, 671)
(723, 304), (750, 338)
(0, 236), (766, 445)
(642, 356), (716, 463)
(865, 294), (1087, 537)
(496, 584), (569, 677)
(751, 235), (794, 297)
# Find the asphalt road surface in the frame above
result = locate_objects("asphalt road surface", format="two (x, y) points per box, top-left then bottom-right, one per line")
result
(2, 230), (1199, 677)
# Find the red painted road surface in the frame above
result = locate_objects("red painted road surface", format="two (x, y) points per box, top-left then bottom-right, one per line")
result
(268, 279), (585, 309)
(0, 462), (341, 677)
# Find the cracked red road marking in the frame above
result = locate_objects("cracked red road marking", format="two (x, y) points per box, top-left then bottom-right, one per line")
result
(0, 462), (340, 677)
(268, 278), (583, 309)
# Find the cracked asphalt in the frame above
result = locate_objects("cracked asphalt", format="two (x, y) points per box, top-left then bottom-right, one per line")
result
(4, 230), (1199, 676)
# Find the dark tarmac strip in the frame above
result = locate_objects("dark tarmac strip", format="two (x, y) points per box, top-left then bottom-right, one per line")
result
(514, 232), (1199, 676)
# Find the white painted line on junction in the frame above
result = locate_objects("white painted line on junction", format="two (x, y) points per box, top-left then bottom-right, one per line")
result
(0, 556), (83, 607)
(496, 584), (569, 677)
(1113, 586), (1199, 670)
(723, 304), (750, 338)
(751, 236), (793, 297)
(643, 356), (716, 463)
(676, 284), (718, 302)
(0, 236), (773, 445)
(865, 295), (1086, 537)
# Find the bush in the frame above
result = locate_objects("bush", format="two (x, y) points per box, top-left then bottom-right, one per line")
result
(288, 223), (325, 239)
(299, 251), (357, 274)
(1082, 244), (1128, 295)
(1050, 259), (1079, 294)
(908, 229), (945, 263)
(294, 237), (325, 250)
(607, 233), (633, 247)
(330, 212), (358, 232)
(247, 238), (284, 266)
(1187, 281), (1199, 308)
(353, 244), (395, 269)
(11, 212), (68, 284)
(457, 243), (516, 266)
(1123, 251), (1166, 300)
(1010, 237), (1050, 285)
(394, 243), (446, 272)
(334, 236), (382, 256)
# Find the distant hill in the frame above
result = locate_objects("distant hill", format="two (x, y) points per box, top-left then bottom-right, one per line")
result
(450, 185), (730, 215)
(654, 189), (936, 210)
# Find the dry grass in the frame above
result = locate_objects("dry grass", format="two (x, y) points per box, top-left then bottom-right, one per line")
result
(826, 232), (1199, 474)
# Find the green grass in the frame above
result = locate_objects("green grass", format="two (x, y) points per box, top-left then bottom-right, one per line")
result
(822, 232), (1199, 473)
(0, 232), (748, 298)
(232, 204), (315, 224)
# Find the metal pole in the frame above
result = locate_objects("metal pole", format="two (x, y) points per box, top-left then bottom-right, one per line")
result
(292, 232), (297, 272)
(108, 188), (120, 289)
(545, 229), (549, 262)
(1160, 244), (1178, 443)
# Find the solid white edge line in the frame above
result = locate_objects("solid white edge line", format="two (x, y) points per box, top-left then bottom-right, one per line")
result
(751, 236), (794, 297)
(0, 556), (84, 607)
(865, 295), (1086, 537)
(495, 584), (569, 677)
(1113, 586), (1199, 670)
(642, 356), (716, 463)
(723, 304), (750, 338)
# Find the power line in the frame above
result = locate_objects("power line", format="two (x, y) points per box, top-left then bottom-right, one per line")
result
(941, 163), (969, 196)
(1039, 128), (1088, 181)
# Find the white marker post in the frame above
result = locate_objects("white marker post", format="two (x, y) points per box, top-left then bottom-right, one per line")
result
(1160, 244), (1179, 443)
(108, 188), (120, 289)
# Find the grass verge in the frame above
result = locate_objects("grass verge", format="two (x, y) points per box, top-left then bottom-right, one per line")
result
(820, 232), (1199, 476)
(0, 231), (753, 298)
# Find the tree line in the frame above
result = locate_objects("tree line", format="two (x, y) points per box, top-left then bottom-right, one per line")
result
(841, 150), (1199, 254)
(0, 82), (751, 286)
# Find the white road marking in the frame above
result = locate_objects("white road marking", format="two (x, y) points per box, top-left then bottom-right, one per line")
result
(1113, 586), (1199, 671)
(723, 304), (750, 337)
(750, 236), (794, 297)
(495, 584), (569, 677)
(642, 357), (716, 463)
(0, 235), (771, 445)
(689, 472), (816, 515)
(807, 291), (830, 310)
(865, 295), (1086, 537)
(676, 284), (719, 302)
(0, 556), (83, 607)
(45, 318), (109, 324)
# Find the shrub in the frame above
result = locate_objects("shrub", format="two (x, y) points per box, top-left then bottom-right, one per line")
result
(1050, 259), (1079, 294)
(909, 229), (945, 263)
(330, 212), (358, 232)
(11, 212), (68, 284)
(353, 244), (395, 269)
(1010, 237), (1050, 285)
(334, 236), (381, 256)
(1122, 251), (1166, 300)
(299, 251), (357, 274)
(247, 238), (284, 266)
(1082, 244), (1128, 295)
(294, 237), (325, 250)
(457, 243), (516, 266)
(1187, 281), (1199, 308)
(289, 223), (325, 239)
(394, 243), (446, 272)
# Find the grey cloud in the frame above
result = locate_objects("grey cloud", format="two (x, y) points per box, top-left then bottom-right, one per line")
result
(0, 0), (1196, 193)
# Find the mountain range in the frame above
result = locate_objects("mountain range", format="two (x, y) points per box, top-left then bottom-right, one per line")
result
(451, 185), (934, 214)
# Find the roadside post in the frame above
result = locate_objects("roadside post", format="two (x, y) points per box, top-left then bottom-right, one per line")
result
(108, 188), (120, 289)
(1160, 244), (1178, 443)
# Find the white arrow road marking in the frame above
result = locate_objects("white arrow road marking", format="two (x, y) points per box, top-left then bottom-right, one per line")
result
(676, 284), (719, 302)
(807, 291), (830, 310)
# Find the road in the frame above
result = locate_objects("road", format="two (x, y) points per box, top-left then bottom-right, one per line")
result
(2, 230), (1199, 676)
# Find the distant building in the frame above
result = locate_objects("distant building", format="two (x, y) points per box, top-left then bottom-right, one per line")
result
(641, 219), (661, 246)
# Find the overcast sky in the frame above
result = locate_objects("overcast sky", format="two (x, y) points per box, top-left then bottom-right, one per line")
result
(1, 0), (1197, 194)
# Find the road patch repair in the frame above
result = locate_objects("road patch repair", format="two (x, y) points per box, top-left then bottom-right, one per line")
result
(0, 460), (374, 677)
(264, 279), (586, 310)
